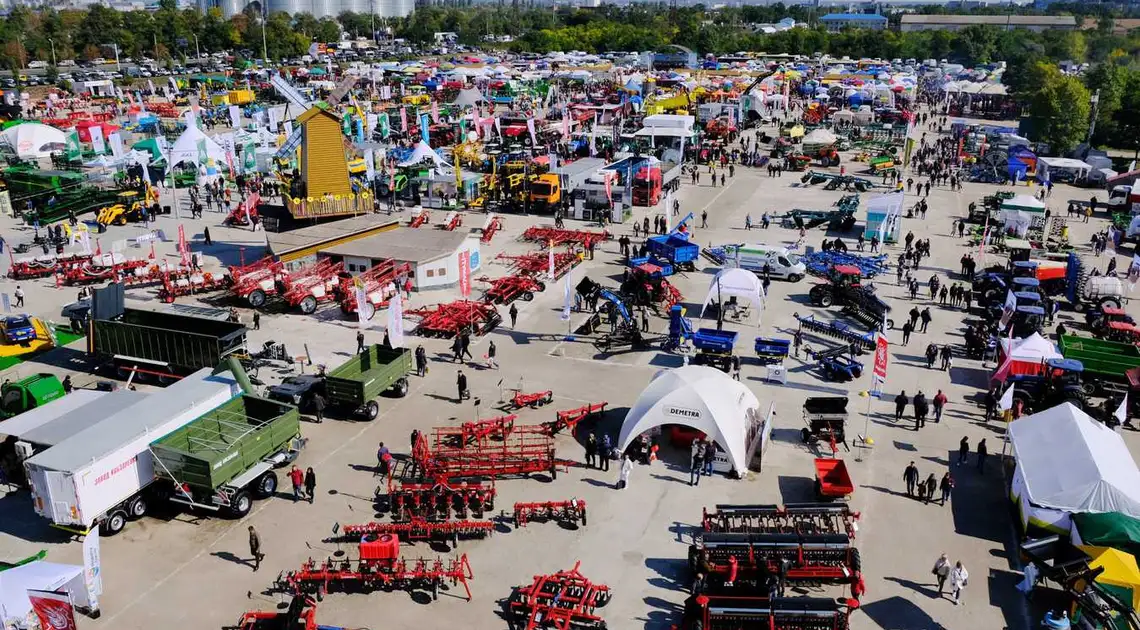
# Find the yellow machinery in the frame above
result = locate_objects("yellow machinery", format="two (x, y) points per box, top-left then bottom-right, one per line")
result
(529, 173), (562, 211)
(96, 191), (145, 226)
(645, 86), (707, 115)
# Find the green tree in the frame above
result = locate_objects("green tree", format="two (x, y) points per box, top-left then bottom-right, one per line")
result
(1027, 65), (1091, 152)
(1084, 57), (1129, 145)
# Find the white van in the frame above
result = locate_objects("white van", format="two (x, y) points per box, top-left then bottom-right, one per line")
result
(722, 244), (807, 282)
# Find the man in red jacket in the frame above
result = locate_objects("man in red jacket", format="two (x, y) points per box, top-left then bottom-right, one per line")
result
(933, 390), (948, 423)
(289, 465), (304, 502)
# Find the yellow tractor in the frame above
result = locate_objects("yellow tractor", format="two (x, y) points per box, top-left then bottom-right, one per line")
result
(96, 191), (145, 226)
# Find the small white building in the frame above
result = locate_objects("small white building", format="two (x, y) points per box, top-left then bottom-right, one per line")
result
(319, 227), (481, 291)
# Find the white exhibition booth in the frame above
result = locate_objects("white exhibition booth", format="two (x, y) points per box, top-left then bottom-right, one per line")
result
(1008, 403), (1140, 534)
(699, 268), (766, 326)
(617, 366), (772, 476)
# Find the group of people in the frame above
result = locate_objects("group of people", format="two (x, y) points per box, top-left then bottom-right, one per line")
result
(903, 460), (953, 505)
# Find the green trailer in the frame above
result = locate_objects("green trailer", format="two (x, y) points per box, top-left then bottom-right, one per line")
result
(0, 373), (66, 419)
(324, 345), (413, 418)
(150, 395), (303, 517)
(89, 307), (248, 381)
(1058, 335), (1140, 396)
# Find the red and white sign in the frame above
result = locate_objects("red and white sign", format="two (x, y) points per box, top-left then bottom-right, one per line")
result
(458, 250), (471, 297)
(872, 333), (889, 380)
(177, 225), (189, 266)
(28, 590), (78, 630)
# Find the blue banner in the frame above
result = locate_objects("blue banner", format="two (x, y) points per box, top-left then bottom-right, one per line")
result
(420, 114), (431, 145)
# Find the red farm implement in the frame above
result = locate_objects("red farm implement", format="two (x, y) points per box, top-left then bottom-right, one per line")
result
(540, 402), (607, 436)
(223, 193), (261, 227)
(477, 275), (547, 305)
(521, 226), (609, 249)
(407, 300), (502, 338)
(439, 211), (463, 231)
(335, 517), (494, 547)
(338, 260), (412, 318)
(158, 270), (229, 303)
(681, 595), (856, 630)
(497, 251), (579, 280)
(506, 389), (554, 410)
(410, 209), (430, 228)
(688, 532), (862, 590)
(384, 475), (497, 522)
(481, 215), (503, 243)
(510, 500), (587, 528)
(413, 430), (563, 480)
(277, 534), (473, 602)
(228, 256), (284, 307)
(701, 503), (861, 539)
(8, 253), (92, 280)
(56, 257), (150, 286)
(227, 595), (320, 630)
(506, 562), (611, 630)
(433, 415), (517, 448)
(281, 259), (345, 314)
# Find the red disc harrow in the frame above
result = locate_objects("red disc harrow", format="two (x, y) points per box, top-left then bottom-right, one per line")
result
(384, 474), (497, 522)
(497, 251), (580, 280)
(506, 562), (611, 630)
(511, 500), (587, 528)
(477, 275), (547, 305)
(407, 300), (502, 338)
(336, 517), (494, 546)
(413, 430), (564, 480)
(521, 226), (609, 249)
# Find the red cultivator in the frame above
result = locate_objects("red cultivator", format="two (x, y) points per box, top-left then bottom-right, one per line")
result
(385, 475), (497, 522)
(410, 209), (430, 228)
(440, 211), (463, 231)
(158, 270), (229, 303)
(56, 257), (150, 286)
(413, 430), (563, 480)
(8, 253), (92, 280)
(701, 503), (861, 539)
(541, 402), (607, 436)
(511, 500), (587, 528)
(497, 251), (580, 280)
(507, 390), (554, 410)
(506, 562), (611, 630)
(477, 275), (546, 305)
(407, 300), (502, 338)
(433, 415), (517, 448)
(481, 215), (503, 243)
(689, 532), (862, 589)
(337, 517), (494, 546)
(277, 535), (473, 601)
(229, 595), (319, 630)
(228, 256), (284, 307)
(521, 227), (609, 249)
(223, 193), (261, 227)
(280, 259), (345, 314)
(338, 260), (412, 318)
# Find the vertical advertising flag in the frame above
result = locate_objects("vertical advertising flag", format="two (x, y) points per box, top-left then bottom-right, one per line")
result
(561, 268), (572, 321)
(388, 291), (405, 347)
(83, 529), (103, 609)
(108, 132), (124, 158)
(400, 107), (408, 132)
(420, 113), (431, 144)
(90, 125), (106, 154)
(27, 590), (78, 630)
(458, 250), (471, 297)
(354, 276), (370, 327)
(871, 332), (889, 394)
(527, 118), (537, 146)
(177, 225), (190, 266)
(229, 105), (241, 129)
(431, 100), (440, 124)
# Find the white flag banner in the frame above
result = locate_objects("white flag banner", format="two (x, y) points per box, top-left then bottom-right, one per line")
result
(183, 108), (196, 129)
(561, 268), (572, 321)
(355, 285), (369, 328)
(229, 105), (241, 129)
(284, 120), (293, 138)
(999, 384), (1015, 411)
(388, 291), (405, 348)
(90, 125), (106, 154)
(1115, 394), (1129, 424)
(548, 247), (555, 281)
(83, 528), (103, 609)
(364, 150), (375, 181)
(108, 132), (123, 158)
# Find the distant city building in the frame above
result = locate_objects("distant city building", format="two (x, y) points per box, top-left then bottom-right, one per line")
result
(819, 13), (887, 32)
(899, 14), (1077, 32)
(201, 0), (413, 19)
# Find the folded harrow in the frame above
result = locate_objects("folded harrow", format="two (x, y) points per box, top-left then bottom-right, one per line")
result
(384, 475), (496, 522)
(682, 595), (855, 630)
(414, 430), (563, 480)
(407, 300), (502, 338)
(540, 402), (608, 436)
(335, 517), (494, 546)
(701, 503), (860, 539)
(434, 416), (517, 448)
(477, 275), (547, 304)
(497, 251), (580, 280)
(506, 562), (611, 630)
(481, 215), (503, 243)
(794, 313), (874, 352)
(511, 500), (587, 528)
(521, 226), (609, 249)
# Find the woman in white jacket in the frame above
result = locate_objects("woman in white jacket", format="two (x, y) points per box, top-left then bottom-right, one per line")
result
(950, 561), (969, 605)
(617, 455), (633, 489)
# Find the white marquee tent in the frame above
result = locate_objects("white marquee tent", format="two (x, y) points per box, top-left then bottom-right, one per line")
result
(617, 366), (768, 475)
(399, 141), (449, 168)
(1008, 403), (1140, 534)
(168, 124), (227, 167)
(699, 268), (765, 325)
(0, 123), (67, 159)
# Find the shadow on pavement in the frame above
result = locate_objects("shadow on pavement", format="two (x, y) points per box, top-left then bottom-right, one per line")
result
(859, 594), (948, 630)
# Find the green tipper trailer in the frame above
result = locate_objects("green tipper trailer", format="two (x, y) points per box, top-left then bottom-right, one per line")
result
(150, 396), (304, 517)
(324, 345), (413, 419)
(89, 307), (247, 381)
(1058, 335), (1140, 395)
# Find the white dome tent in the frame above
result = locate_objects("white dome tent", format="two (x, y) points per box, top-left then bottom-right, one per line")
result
(0, 123), (67, 159)
(699, 267), (766, 325)
(617, 366), (770, 476)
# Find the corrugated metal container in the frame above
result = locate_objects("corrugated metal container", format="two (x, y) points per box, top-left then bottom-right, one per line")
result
(24, 370), (240, 528)
(89, 308), (247, 375)
(150, 396), (300, 492)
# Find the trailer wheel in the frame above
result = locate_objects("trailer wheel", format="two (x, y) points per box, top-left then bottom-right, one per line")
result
(393, 378), (409, 398)
(535, 282), (547, 292)
(1081, 382), (1099, 398)
(230, 490), (253, 518)
(431, 579), (440, 601)
(299, 296), (318, 315)
(127, 495), (148, 519)
(886, 318), (895, 330)
(247, 289), (267, 308)
(521, 292), (534, 302)
(254, 471), (278, 499)
(852, 548), (862, 574)
(1099, 297), (1123, 310)
(101, 511), (127, 536)
(364, 401), (380, 420)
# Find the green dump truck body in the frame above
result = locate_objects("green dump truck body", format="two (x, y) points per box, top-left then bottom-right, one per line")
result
(0, 373), (66, 419)
(150, 396), (300, 492)
(1059, 335), (1140, 381)
(90, 308), (247, 376)
(325, 345), (413, 413)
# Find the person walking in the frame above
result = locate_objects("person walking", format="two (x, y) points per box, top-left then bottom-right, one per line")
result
(356, 331), (366, 354)
(486, 340), (498, 370)
(304, 467), (316, 504)
(901, 321), (913, 345)
(204, 226), (213, 246)
(456, 370), (468, 402)
(600, 434), (612, 471)
(585, 433), (598, 469)
(939, 472), (953, 505)
(252, 311), (260, 330)
(932, 554), (951, 595)
(976, 438), (988, 473)
(914, 391), (928, 430)
(701, 210), (708, 228)
(13, 286), (23, 308)
(460, 332), (474, 361)
(509, 303), (519, 328)
(950, 561), (969, 604)
(958, 436), (970, 465)
(415, 345), (428, 377)
(920, 308), (932, 333)
(984, 388), (997, 422)
(702, 440), (716, 476)
(617, 455), (633, 490)
(690, 440), (705, 486)
(923, 473), (937, 504)
(451, 335), (463, 363)
(933, 390), (947, 423)
(289, 465), (304, 501)
(248, 526), (264, 571)
(311, 392), (325, 424)
(894, 391), (909, 422)
(903, 461), (919, 496)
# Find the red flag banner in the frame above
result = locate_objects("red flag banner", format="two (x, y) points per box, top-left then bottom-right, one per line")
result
(28, 590), (78, 630)
(458, 250), (471, 297)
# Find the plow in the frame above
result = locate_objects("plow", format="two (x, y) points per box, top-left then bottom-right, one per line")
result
(276, 535), (473, 601)
(540, 402), (607, 436)
(497, 251), (580, 280)
(481, 215), (503, 243)
(334, 517), (494, 546)
(510, 500), (587, 528)
(521, 226), (609, 249)
(799, 171), (878, 192)
(506, 562), (611, 630)
(477, 275), (546, 305)
(506, 389), (554, 410)
(338, 260), (412, 319)
(413, 430), (563, 480)
(8, 253), (93, 280)
(407, 300), (502, 338)
(383, 475), (496, 522)
(410, 209), (430, 228)
(701, 503), (860, 539)
(794, 313), (875, 352)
